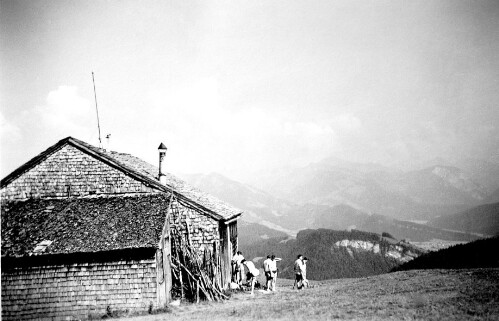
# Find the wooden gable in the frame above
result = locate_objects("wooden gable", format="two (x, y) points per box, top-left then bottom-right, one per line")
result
(1, 143), (158, 201)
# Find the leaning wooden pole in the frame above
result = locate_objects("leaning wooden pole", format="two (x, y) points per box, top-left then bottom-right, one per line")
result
(196, 280), (200, 304)
(176, 241), (184, 300)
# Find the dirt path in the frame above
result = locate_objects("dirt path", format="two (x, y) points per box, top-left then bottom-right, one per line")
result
(118, 269), (499, 321)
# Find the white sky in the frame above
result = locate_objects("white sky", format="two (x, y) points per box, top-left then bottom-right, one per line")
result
(1, 0), (499, 181)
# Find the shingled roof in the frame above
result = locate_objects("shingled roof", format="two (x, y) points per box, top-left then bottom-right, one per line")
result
(1, 194), (170, 257)
(1, 137), (242, 221)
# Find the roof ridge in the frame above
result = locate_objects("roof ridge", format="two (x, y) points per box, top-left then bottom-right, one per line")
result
(2, 136), (242, 221)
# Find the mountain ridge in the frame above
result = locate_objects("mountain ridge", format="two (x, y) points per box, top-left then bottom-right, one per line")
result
(428, 202), (499, 236)
(245, 161), (489, 220)
(180, 172), (483, 242)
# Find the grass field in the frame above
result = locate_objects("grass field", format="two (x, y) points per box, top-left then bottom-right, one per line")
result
(116, 268), (499, 321)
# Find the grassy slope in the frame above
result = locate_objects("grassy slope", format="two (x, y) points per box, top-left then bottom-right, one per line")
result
(119, 269), (499, 321)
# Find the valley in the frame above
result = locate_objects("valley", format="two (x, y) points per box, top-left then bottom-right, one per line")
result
(180, 158), (498, 244)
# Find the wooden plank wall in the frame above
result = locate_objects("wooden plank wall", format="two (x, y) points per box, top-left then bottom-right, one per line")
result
(1, 259), (157, 321)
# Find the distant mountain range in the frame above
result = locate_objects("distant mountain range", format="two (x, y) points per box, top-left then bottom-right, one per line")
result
(180, 172), (297, 233)
(180, 169), (490, 242)
(453, 158), (499, 192)
(484, 188), (499, 204)
(312, 205), (480, 242)
(428, 202), (499, 236)
(237, 220), (288, 247)
(245, 157), (493, 220)
(410, 157), (499, 192)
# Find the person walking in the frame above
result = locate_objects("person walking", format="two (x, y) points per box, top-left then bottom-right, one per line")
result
(293, 254), (304, 290)
(262, 255), (272, 291)
(301, 257), (309, 288)
(269, 254), (282, 291)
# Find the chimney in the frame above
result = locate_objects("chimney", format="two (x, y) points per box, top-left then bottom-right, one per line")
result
(158, 142), (167, 185)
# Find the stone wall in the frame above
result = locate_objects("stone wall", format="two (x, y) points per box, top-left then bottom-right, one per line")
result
(1, 145), (158, 200)
(1, 258), (157, 321)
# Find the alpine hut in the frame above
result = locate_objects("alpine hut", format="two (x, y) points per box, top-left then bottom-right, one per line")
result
(1, 137), (242, 320)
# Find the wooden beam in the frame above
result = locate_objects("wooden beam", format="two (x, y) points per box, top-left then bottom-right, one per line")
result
(156, 200), (173, 307)
(223, 216), (240, 225)
(155, 249), (166, 306)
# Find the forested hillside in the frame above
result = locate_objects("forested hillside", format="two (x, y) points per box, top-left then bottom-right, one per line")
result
(240, 229), (425, 280)
(393, 236), (499, 271)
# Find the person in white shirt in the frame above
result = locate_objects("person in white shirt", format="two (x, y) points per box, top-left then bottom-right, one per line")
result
(269, 254), (282, 291)
(262, 255), (272, 291)
(241, 259), (259, 295)
(301, 257), (309, 288)
(293, 254), (304, 290)
(231, 251), (244, 285)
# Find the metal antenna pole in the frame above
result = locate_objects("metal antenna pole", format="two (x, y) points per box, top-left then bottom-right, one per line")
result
(92, 72), (102, 147)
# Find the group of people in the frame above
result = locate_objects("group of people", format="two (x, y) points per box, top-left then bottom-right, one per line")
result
(231, 251), (282, 295)
(231, 251), (309, 295)
(293, 254), (309, 290)
(231, 251), (259, 295)
(262, 254), (282, 292)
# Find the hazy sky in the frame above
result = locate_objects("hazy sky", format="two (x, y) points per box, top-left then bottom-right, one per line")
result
(1, 0), (499, 181)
